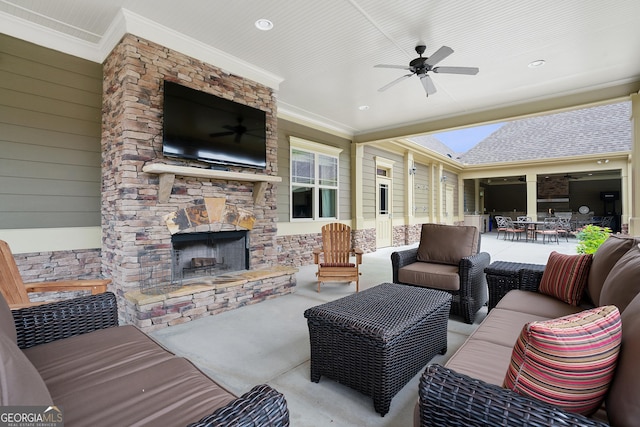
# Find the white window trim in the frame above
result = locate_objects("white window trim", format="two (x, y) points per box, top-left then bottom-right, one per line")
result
(290, 137), (342, 222)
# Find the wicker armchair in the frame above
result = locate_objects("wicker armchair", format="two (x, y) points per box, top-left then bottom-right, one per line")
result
(391, 224), (490, 324)
(418, 364), (608, 427)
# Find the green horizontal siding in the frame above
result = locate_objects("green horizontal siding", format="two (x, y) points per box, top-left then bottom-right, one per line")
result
(0, 34), (102, 230)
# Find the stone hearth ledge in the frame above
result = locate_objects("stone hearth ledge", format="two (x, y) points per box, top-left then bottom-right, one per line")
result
(124, 266), (298, 333)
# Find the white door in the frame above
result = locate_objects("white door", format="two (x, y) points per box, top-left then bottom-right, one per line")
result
(376, 177), (393, 247)
(445, 185), (454, 225)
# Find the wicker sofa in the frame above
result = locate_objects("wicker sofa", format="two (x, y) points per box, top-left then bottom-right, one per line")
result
(416, 235), (640, 427)
(0, 291), (289, 427)
(391, 223), (491, 324)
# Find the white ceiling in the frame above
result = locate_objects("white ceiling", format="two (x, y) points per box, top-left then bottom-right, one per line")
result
(2, 0), (640, 141)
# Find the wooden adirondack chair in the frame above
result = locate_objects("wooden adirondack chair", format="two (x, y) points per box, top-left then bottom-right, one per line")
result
(0, 239), (110, 309)
(312, 223), (363, 292)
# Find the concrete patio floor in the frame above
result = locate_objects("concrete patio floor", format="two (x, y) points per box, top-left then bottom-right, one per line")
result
(151, 231), (579, 426)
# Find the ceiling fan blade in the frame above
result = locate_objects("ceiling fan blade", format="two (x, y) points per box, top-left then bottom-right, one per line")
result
(433, 66), (479, 75)
(374, 64), (411, 70)
(420, 74), (437, 97)
(209, 131), (235, 138)
(378, 73), (413, 92)
(424, 46), (454, 67)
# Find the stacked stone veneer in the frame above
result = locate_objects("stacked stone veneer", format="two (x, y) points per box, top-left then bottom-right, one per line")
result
(14, 249), (103, 302)
(101, 34), (282, 323)
(392, 224), (422, 246)
(124, 267), (297, 333)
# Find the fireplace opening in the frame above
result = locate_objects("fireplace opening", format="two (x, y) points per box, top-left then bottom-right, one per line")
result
(171, 231), (249, 281)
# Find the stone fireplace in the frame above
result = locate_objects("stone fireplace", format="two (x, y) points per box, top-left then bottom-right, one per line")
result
(101, 34), (296, 330)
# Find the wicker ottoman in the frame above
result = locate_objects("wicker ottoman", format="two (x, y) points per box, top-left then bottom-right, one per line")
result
(303, 283), (451, 416)
(485, 261), (546, 310)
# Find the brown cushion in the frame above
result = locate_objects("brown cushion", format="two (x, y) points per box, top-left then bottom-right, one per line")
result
(0, 292), (16, 343)
(587, 235), (638, 305)
(24, 325), (236, 426)
(496, 290), (584, 319)
(398, 262), (460, 291)
(0, 333), (53, 405)
(538, 252), (593, 306)
(606, 292), (640, 427)
(503, 305), (622, 416)
(600, 243), (640, 312)
(416, 223), (478, 265)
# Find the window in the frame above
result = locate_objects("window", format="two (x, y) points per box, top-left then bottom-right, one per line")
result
(290, 137), (342, 220)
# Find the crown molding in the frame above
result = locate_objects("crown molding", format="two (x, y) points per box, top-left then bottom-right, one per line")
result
(0, 10), (104, 62)
(1, 8), (283, 90)
(118, 9), (283, 90)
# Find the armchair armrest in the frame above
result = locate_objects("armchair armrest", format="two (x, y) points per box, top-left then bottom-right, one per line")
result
(390, 247), (418, 283)
(187, 384), (289, 427)
(24, 278), (110, 295)
(418, 364), (608, 427)
(12, 292), (119, 349)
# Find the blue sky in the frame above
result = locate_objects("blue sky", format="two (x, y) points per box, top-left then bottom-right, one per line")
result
(434, 122), (503, 153)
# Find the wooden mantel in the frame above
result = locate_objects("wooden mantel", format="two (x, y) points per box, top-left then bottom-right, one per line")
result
(142, 163), (282, 203)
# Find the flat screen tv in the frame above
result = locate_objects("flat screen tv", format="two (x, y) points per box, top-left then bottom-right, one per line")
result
(162, 81), (267, 169)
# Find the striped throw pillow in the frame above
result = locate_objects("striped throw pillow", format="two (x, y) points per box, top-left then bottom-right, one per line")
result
(503, 305), (622, 416)
(538, 251), (593, 306)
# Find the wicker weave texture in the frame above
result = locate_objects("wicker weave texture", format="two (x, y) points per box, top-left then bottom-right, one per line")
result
(485, 262), (546, 310)
(304, 283), (451, 416)
(187, 384), (289, 427)
(418, 364), (608, 427)
(12, 292), (119, 349)
(391, 247), (490, 324)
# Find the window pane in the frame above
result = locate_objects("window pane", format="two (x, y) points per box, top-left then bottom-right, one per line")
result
(319, 188), (336, 218)
(291, 149), (314, 184)
(318, 154), (337, 186)
(379, 183), (389, 214)
(292, 186), (313, 218)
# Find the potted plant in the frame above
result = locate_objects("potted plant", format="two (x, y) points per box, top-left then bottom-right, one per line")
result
(576, 224), (612, 254)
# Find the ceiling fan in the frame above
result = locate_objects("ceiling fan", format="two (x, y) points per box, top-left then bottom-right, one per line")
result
(375, 44), (479, 97)
(209, 117), (248, 143)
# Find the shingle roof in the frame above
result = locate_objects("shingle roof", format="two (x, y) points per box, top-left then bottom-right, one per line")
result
(457, 101), (631, 165)
(410, 134), (459, 159)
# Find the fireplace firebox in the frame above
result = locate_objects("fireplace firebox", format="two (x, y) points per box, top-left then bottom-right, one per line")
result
(171, 231), (249, 281)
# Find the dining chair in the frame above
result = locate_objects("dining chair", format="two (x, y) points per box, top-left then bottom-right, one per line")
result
(494, 216), (508, 239)
(504, 217), (526, 241)
(535, 219), (560, 244)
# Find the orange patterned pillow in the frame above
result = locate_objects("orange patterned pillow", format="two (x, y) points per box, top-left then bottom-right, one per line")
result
(538, 251), (592, 306)
(503, 305), (622, 416)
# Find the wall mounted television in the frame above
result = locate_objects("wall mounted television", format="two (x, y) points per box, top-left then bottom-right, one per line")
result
(162, 81), (267, 169)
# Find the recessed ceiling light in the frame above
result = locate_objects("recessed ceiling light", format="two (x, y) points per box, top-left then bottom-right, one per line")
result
(358, 105), (370, 111)
(528, 59), (546, 68)
(255, 19), (273, 31)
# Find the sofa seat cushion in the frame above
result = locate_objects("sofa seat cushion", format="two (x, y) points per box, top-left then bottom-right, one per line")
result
(398, 262), (460, 291)
(496, 290), (585, 318)
(416, 223), (478, 265)
(444, 339), (515, 386)
(24, 325), (236, 426)
(538, 251), (592, 306)
(503, 305), (622, 416)
(444, 291), (585, 388)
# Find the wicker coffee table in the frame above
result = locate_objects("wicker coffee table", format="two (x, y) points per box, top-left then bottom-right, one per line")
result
(303, 283), (451, 416)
